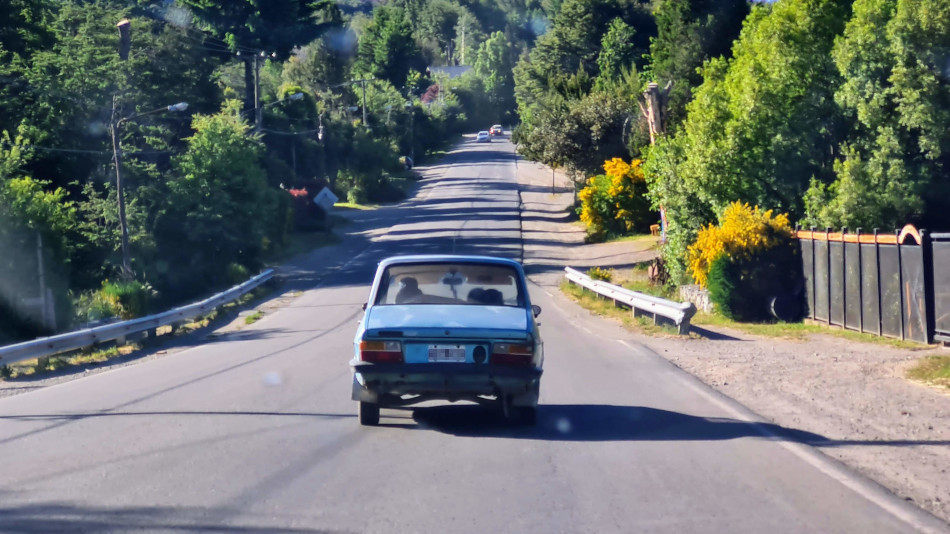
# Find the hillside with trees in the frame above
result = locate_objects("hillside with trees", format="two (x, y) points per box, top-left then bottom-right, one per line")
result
(0, 0), (537, 342)
(2, 0), (948, 342)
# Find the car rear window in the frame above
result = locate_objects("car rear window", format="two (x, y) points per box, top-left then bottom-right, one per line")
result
(375, 263), (524, 307)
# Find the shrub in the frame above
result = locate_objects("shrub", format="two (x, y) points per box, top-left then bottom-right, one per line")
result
(100, 280), (154, 319)
(688, 202), (802, 321)
(74, 288), (122, 323)
(75, 280), (154, 322)
(226, 263), (250, 285)
(588, 266), (613, 282)
(687, 202), (792, 288)
(578, 158), (656, 242)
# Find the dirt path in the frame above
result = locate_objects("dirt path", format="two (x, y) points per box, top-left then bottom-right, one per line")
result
(514, 152), (950, 525)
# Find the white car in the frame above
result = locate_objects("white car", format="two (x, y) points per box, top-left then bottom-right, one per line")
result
(476, 131), (491, 143)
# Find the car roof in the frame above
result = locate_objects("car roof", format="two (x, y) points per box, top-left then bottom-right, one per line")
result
(377, 254), (523, 270)
(477, 130), (489, 134)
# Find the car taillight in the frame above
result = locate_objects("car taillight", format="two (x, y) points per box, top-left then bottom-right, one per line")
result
(491, 342), (533, 366)
(360, 340), (403, 363)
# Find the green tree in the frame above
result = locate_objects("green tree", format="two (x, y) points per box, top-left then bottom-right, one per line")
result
(154, 101), (277, 300)
(804, 0), (950, 231)
(474, 31), (516, 118)
(0, 130), (77, 339)
(177, 0), (342, 111)
(644, 0), (850, 281)
(415, 0), (462, 63)
(595, 18), (637, 86)
(646, 0), (749, 131)
(453, 8), (485, 66)
(354, 5), (425, 88)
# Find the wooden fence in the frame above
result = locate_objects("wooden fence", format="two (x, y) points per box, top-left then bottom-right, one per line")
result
(797, 225), (934, 344)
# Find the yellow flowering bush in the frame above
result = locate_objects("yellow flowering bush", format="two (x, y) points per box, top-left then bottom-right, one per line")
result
(587, 266), (613, 282)
(578, 158), (656, 242)
(687, 201), (792, 288)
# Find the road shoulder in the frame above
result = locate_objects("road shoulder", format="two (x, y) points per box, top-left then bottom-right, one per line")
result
(513, 154), (950, 526)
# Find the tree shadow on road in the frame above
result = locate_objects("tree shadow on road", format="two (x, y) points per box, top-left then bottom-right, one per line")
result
(0, 502), (341, 534)
(409, 404), (950, 448)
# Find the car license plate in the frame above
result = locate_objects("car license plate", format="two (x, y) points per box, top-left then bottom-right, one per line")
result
(428, 345), (466, 362)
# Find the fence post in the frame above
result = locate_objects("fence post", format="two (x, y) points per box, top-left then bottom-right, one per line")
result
(874, 228), (883, 336)
(922, 230), (935, 343)
(826, 227), (832, 324)
(896, 228), (905, 341)
(810, 227), (817, 320)
(841, 226), (848, 328)
(856, 228), (864, 333)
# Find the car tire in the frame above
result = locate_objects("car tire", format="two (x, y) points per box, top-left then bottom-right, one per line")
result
(359, 401), (379, 426)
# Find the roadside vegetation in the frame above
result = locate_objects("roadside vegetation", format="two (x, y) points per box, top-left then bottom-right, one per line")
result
(510, 0), (947, 338)
(0, 0), (533, 344)
(564, 265), (930, 349)
(0, 285), (273, 380)
(4, 0), (949, 347)
(560, 279), (681, 337)
(907, 356), (950, 391)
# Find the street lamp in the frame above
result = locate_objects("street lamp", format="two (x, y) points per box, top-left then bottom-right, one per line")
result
(110, 101), (188, 277)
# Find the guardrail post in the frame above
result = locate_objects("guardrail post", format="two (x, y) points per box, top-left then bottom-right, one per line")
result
(679, 304), (697, 335)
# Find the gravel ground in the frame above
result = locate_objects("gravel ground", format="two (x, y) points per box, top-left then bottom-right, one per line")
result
(513, 151), (950, 525)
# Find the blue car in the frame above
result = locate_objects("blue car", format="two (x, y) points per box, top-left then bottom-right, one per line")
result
(352, 255), (543, 426)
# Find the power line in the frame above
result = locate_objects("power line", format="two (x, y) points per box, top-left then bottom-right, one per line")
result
(259, 127), (321, 136)
(0, 141), (174, 156)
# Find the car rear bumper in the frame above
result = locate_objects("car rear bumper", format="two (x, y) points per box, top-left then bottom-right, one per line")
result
(352, 362), (541, 404)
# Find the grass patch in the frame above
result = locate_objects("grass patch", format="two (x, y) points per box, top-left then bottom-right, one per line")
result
(335, 202), (375, 210)
(606, 233), (660, 246)
(4, 343), (141, 379)
(244, 311), (264, 325)
(691, 311), (928, 348)
(906, 355), (950, 390)
(609, 263), (675, 300)
(560, 280), (681, 337)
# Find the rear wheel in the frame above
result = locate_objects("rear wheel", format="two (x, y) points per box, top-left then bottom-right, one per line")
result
(359, 402), (379, 426)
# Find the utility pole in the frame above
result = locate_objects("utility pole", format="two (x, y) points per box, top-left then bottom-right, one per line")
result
(350, 78), (373, 127)
(254, 52), (263, 132)
(639, 81), (673, 242)
(460, 25), (465, 65)
(113, 20), (133, 278)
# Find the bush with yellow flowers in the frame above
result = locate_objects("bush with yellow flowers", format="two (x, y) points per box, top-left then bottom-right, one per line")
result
(578, 158), (656, 242)
(687, 202), (802, 321)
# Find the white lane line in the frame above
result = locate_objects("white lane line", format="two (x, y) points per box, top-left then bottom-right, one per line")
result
(616, 339), (949, 534)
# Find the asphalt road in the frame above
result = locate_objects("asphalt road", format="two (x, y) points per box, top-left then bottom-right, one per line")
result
(1, 136), (947, 533)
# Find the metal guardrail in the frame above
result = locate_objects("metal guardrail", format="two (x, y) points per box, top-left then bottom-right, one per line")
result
(564, 267), (696, 335)
(0, 269), (275, 367)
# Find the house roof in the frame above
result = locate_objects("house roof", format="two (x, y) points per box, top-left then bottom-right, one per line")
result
(426, 65), (473, 79)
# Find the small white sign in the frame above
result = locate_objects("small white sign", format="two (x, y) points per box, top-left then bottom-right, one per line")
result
(313, 187), (338, 212)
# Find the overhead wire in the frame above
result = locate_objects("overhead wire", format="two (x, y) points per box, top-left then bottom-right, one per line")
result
(0, 141), (175, 157)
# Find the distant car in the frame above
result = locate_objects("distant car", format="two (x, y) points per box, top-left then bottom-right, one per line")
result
(351, 255), (544, 426)
(476, 130), (491, 143)
(490, 125), (503, 136)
